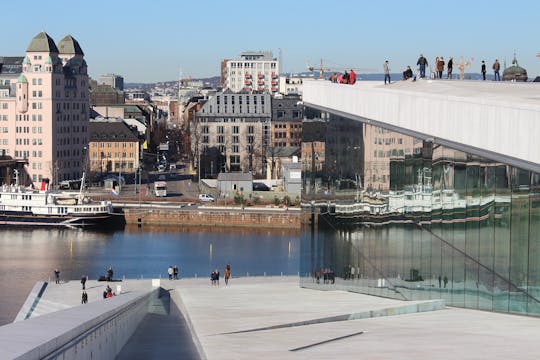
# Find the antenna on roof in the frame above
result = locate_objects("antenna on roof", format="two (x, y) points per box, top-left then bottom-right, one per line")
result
(278, 48), (282, 75)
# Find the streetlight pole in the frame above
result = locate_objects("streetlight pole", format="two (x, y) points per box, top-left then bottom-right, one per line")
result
(198, 148), (201, 192)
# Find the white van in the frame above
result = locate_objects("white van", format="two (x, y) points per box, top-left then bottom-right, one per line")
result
(198, 193), (215, 202)
(154, 181), (167, 197)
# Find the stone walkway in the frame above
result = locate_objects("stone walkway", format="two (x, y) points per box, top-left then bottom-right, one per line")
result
(14, 276), (540, 359)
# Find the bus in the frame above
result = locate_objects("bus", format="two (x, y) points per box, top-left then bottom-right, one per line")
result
(154, 181), (167, 197)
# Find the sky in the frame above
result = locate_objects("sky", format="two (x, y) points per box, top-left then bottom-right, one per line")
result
(1, 0), (539, 83)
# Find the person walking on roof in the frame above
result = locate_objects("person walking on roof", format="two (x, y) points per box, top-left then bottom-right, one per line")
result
(417, 54), (428, 78)
(481, 60), (487, 80)
(437, 57), (445, 79)
(349, 69), (356, 85)
(493, 59), (501, 81)
(383, 60), (391, 85)
(447, 57), (453, 79)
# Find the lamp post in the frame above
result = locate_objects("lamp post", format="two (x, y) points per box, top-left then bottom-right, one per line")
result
(100, 152), (104, 177)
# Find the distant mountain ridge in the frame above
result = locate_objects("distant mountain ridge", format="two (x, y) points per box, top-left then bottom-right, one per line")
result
(125, 76), (221, 90)
(125, 72), (494, 90)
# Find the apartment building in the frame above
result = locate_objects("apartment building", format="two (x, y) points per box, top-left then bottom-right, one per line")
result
(196, 90), (271, 176)
(88, 119), (140, 175)
(222, 51), (279, 94)
(270, 94), (302, 148)
(0, 32), (89, 186)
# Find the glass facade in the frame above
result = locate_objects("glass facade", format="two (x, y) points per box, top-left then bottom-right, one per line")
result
(300, 107), (540, 316)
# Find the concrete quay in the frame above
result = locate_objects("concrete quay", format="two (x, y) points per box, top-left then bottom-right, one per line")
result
(3, 276), (540, 359)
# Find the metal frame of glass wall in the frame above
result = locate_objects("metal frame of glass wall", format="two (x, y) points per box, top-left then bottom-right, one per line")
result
(300, 107), (540, 316)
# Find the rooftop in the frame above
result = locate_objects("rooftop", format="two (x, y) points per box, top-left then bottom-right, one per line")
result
(57, 35), (84, 56)
(26, 32), (58, 53)
(89, 120), (139, 142)
(303, 79), (540, 172)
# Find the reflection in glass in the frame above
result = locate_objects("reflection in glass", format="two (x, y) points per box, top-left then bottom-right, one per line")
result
(300, 108), (540, 316)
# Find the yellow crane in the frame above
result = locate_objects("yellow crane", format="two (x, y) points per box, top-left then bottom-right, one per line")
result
(306, 59), (376, 79)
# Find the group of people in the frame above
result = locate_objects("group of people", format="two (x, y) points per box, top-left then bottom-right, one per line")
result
(329, 69), (357, 85)
(384, 54), (502, 83)
(167, 265), (180, 280)
(211, 264), (231, 286)
(314, 268), (336, 284)
(103, 284), (114, 299)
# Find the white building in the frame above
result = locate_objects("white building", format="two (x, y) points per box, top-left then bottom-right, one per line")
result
(279, 75), (307, 95)
(223, 51), (279, 94)
(99, 73), (124, 91)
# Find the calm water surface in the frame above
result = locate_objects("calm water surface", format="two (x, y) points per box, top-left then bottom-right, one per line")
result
(0, 225), (299, 325)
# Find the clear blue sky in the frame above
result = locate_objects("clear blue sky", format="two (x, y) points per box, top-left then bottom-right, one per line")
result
(2, 0), (538, 83)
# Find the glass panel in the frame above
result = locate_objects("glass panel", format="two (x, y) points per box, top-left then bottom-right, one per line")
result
(493, 165), (510, 312)
(300, 106), (540, 316)
(509, 168), (530, 314)
(527, 173), (540, 313)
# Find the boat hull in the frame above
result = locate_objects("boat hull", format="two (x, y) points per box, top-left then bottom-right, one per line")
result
(0, 211), (124, 229)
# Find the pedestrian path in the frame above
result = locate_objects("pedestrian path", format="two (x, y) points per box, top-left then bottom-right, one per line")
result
(10, 276), (540, 359)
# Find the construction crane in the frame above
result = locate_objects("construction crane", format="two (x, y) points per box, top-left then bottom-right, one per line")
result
(306, 58), (376, 79)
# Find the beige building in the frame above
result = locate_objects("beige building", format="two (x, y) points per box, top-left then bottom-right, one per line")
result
(88, 119), (140, 175)
(0, 32), (89, 186)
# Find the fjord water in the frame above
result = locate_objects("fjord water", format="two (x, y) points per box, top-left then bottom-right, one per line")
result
(0, 226), (300, 325)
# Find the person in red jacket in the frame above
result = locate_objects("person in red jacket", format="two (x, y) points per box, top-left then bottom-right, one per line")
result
(349, 69), (356, 85)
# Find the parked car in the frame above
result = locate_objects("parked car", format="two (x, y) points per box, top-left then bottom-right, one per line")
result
(253, 182), (270, 191)
(199, 193), (215, 202)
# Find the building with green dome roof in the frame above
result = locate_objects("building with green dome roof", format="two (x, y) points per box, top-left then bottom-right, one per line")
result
(26, 32), (59, 53)
(16, 74), (28, 83)
(0, 31), (90, 187)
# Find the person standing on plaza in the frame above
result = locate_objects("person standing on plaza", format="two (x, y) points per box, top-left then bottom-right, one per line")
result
(81, 275), (87, 290)
(107, 266), (113, 282)
(82, 291), (88, 304)
(447, 57), (453, 79)
(225, 264), (231, 285)
(417, 54), (428, 78)
(54, 269), (60, 284)
(481, 60), (487, 80)
(433, 57), (439, 79)
(173, 265), (179, 280)
(383, 60), (391, 85)
(493, 59), (501, 81)
(168, 265), (173, 280)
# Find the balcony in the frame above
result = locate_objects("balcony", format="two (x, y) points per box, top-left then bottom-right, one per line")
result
(245, 73), (252, 79)
(257, 80), (264, 85)
(271, 72), (278, 79)
(258, 73), (264, 79)
(245, 79), (252, 85)
(271, 80), (278, 85)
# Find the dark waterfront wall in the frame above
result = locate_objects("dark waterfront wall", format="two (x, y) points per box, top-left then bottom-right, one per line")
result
(125, 208), (300, 229)
(300, 107), (540, 316)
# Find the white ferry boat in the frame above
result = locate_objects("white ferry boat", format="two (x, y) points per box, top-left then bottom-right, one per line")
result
(0, 178), (116, 228)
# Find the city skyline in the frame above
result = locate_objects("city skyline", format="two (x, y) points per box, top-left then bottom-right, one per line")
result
(1, 0), (539, 83)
